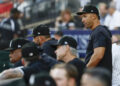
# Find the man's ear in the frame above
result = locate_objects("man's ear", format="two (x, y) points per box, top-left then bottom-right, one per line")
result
(66, 45), (70, 51)
(92, 14), (98, 20)
(68, 78), (76, 86)
(21, 58), (25, 66)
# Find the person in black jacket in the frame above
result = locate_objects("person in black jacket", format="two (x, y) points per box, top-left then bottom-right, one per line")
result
(0, 42), (56, 84)
(76, 5), (112, 75)
(6, 38), (30, 67)
(0, 8), (21, 50)
(30, 24), (57, 59)
(55, 36), (85, 85)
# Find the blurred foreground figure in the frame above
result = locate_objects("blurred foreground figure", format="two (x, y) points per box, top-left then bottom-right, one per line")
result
(29, 73), (56, 86)
(50, 63), (78, 86)
(81, 67), (111, 86)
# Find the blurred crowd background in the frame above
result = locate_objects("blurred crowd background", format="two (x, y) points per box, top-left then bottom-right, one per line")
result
(1, 0), (119, 29)
(0, 0), (120, 49)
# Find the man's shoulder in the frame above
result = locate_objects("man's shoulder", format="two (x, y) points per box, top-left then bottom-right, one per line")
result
(43, 39), (53, 45)
(95, 25), (108, 32)
(42, 38), (57, 47)
(68, 58), (86, 70)
(21, 60), (45, 72)
(45, 38), (57, 44)
(42, 41), (51, 49)
(93, 25), (112, 38)
(41, 53), (57, 62)
(1, 18), (10, 24)
(69, 58), (85, 65)
(14, 60), (23, 67)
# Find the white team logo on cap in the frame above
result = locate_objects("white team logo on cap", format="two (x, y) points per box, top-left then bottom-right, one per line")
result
(18, 45), (21, 48)
(9, 40), (12, 48)
(29, 75), (35, 85)
(38, 32), (41, 35)
(64, 41), (68, 44)
(45, 80), (51, 85)
(91, 10), (94, 12)
(29, 53), (33, 56)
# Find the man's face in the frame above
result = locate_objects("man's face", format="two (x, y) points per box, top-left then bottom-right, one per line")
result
(50, 68), (69, 86)
(9, 49), (22, 63)
(81, 13), (94, 29)
(55, 45), (67, 61)
(33, 36), (42, 46)
(81, 74), (104, 86)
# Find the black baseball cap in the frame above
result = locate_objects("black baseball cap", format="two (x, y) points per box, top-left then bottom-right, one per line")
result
(28, 25), (50, 37)
(29, 73), (56, 86)
(6, 38), (30, 51)
(22, 42), (43, 60)
(57, 36), (77, 49)
(76, 5), (100, 19)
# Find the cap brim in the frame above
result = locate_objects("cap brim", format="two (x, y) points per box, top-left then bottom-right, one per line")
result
(52, 42), (63, 48)
(26, 34), (34, 38)
(5, 48), (14, 51)
(76, 12), (87, 15)
(51, 42), (59, 46)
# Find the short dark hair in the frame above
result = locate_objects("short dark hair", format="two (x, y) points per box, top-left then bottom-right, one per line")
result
(83, 67), (111, 86)
(51, 63), (78, 80)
